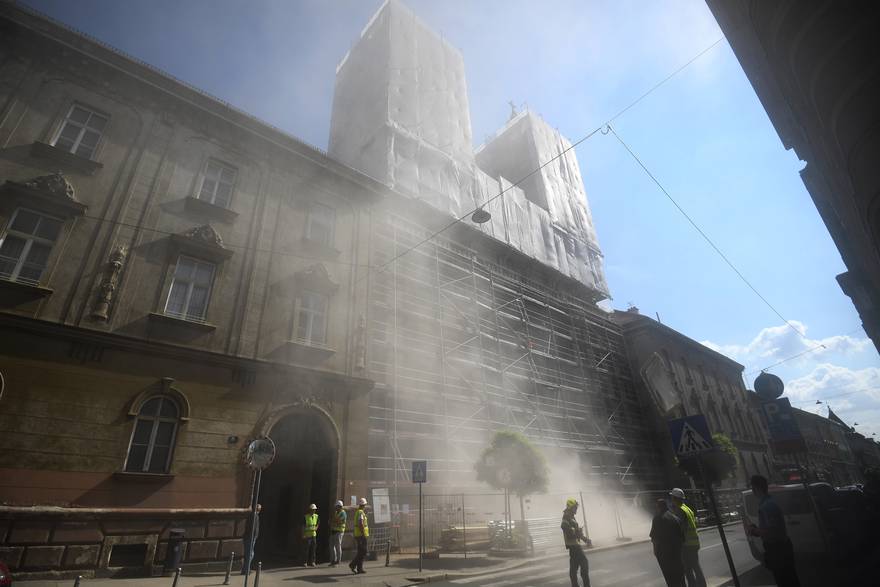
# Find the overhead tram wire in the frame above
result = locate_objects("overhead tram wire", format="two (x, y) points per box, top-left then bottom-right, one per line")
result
(605, 124), (818, 346)
(743, 326), (865, 377)
(360, 36), (727, 283)
(72, 37), (728, 281)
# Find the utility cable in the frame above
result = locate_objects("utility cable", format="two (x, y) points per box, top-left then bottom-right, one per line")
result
(743, 326), (866, 376)
(363, 36), (727, 282)
(606, 124), (816, 345)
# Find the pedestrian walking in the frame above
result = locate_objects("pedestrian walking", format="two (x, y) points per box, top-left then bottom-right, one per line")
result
(560, 497), (591, 587)
(650, 498), (686, 587)
(303, 503), (319, 567)
(349, 497), (369, 575)
(329, 500), (347, 566)
(746, 475), (800, 587)
(669, 488), (706, 587)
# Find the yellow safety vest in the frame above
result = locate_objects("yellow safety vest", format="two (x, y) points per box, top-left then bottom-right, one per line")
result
(678, 504), (700, 548)
(332, 510), (347, 533)
(303, 513), (318, 538)
(354, 509), (369, 538)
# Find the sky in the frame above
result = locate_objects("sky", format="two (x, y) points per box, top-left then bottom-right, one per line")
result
(19, 0), (879, 439)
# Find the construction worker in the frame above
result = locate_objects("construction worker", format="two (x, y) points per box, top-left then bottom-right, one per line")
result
(650, 498), (685, 587)
(329, 500), (347, 566)
(303, 503), (319, 567)
(349, 497), (369, 574)
(669, 488), (706, 587)
(561, 497), (591, 587)
(746, 475), (800, 587)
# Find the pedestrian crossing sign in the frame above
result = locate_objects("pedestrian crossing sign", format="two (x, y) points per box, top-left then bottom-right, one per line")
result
(412, 460), (427, 484)
(667, 415), (714, 458)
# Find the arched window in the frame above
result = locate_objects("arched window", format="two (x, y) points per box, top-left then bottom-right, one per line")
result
(125, 396), (180, 473)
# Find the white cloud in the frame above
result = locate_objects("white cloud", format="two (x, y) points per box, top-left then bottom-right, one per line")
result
(784, 364), (880, 438)
(701, 320), (870, 370)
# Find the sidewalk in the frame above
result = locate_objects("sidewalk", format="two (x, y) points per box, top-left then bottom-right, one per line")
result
(18, 523), (739, 587)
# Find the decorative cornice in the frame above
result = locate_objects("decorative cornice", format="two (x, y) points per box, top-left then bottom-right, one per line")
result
(169, 224), (233, 262)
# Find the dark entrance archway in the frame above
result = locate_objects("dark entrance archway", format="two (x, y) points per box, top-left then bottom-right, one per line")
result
(256, 408), (338, 565)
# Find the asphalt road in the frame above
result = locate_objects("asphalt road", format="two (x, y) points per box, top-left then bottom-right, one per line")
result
(432, 529), (761, 587)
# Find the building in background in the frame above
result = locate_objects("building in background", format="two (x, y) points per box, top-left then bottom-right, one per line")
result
(783, 408), (861, 486)
(612, 308), (774, 489)
(705, 1), (880, 352)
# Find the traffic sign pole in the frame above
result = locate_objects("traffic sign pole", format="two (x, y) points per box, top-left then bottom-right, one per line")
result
(698, 456), (739, 587)
(418, 480), (423, 573)
(243, 469), (262, 587)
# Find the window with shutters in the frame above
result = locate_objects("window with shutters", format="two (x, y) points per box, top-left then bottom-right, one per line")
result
(125, 396), (180, 474)
(0, 208), (63, 285)
(51, 104), (109, 160)
(164, 255), (215, 322)
(197, 160), (237, 208)
(294, 290), (329, 345)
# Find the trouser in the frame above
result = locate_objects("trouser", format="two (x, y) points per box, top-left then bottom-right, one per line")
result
(764, 539), (800, 587)
(682, 546), (706, 587)
(350, 536), (367, 571)
(331, 531), (344, 564)
(567, 545), (590, 587)
(655, 553), (686, 587)
(304, 537), (316, 565)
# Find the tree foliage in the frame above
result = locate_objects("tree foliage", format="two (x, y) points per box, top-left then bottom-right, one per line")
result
(475, 430), (549, 497)
(677, 433), (739, 485)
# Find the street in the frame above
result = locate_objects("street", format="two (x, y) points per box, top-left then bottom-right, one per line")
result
(431, 529), (760, 587)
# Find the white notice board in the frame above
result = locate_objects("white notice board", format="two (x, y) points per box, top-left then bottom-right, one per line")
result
(372, 488), (391, 524)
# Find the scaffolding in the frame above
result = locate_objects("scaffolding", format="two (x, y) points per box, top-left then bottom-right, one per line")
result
(366, 212), (665, 493)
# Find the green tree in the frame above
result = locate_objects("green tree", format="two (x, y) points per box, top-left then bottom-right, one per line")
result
(677, 433), (739, 484)
(475, 430), (549, 496)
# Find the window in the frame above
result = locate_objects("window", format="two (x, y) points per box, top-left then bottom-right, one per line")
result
(125, 396), (179, 473)
(305, 203), (335, 247)
(52, 104), (108, 160)
(164, 256), (215, 321)
(0, 209), (63, 284)
(294, 291), (328, 345)
(197, 160), (237, 208)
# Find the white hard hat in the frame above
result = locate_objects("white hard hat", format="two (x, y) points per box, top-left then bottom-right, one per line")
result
(335, 500), (344, 507)
(358, 497), (368, 506)
(309, 503), (318, 510)
(669, 488), (685, 499)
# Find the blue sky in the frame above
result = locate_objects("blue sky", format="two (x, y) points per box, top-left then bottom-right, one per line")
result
(21, 0), (879, 437)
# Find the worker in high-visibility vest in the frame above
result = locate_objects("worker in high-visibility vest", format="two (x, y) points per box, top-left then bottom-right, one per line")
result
(329, 500), (347, 566)
(669, 488), (706, 587)
(303, 503), (319, 567)
(348, 498), (369, 574)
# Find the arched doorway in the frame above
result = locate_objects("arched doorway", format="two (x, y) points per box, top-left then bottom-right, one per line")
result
(255, 408), (338, 565)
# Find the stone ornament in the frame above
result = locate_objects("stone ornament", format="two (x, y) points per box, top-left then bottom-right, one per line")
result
(91, 244), (128, 321)
(24, 171), (77, 200)
(182, 224), (225, 248)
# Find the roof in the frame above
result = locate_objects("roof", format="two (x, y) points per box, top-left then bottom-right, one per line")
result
(611, 310), (745, 371)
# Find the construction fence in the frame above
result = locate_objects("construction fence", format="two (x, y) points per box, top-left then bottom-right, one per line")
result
(368, 488), (744, 557)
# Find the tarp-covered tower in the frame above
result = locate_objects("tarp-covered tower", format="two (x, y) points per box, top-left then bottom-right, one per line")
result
(330, 0), (660, 491)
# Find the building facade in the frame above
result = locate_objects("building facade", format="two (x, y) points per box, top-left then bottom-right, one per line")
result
(779, 408), (862, 486)
(0, 3), (377, 578)
(705, 0), (880, 352)
(0, 1), (672, 578)
(612, 309), (774, 489)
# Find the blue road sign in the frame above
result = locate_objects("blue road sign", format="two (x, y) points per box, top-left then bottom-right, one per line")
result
(760, 397), (806, 454)
(412, 460), (427, 484)
(668, 415), (714, 458)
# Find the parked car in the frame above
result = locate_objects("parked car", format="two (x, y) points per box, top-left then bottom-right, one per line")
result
(0, 560), (12, 586)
